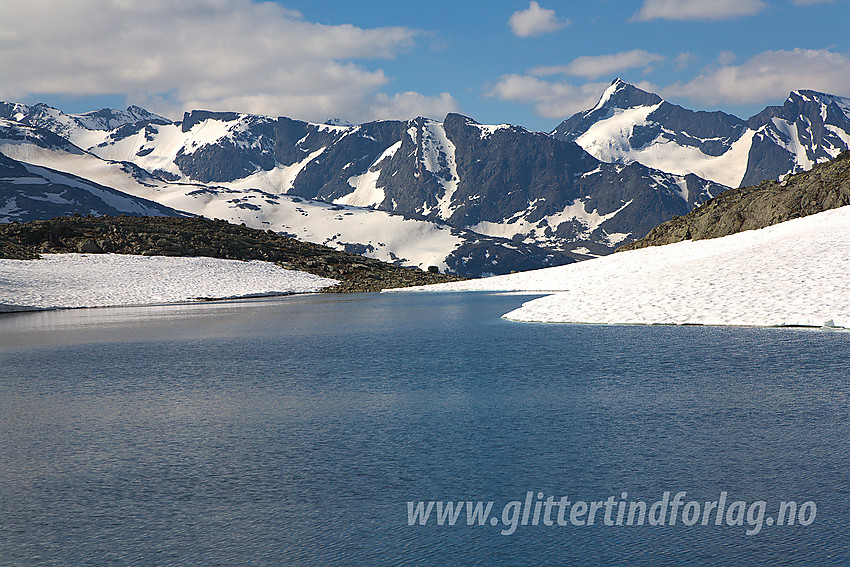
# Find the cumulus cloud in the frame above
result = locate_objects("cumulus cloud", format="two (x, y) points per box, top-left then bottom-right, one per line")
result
(531, 50), (664, 80)
(0, 0), (458, 122)
(508, 2), (569, 37)
(487, 75), (611, 118)
(662, 48), (850, 105)
(631, 0), (767, 21)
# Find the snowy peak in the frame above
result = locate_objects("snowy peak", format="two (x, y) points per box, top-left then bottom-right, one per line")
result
(552, 81), (745, 187)
(594, 79), (662, 112)
(554, 81), (850, 189)
(0, 102), (171, 143)
(74, 106), (170, 131)
(551, 80), (664, 143)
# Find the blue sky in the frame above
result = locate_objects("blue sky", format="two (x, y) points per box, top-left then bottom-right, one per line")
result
(1, 0), (848, 131)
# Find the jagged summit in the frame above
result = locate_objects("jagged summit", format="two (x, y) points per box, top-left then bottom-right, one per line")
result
(747, 89), (850, 127)
(592, 78), (663, 112)
(552, 80), (850, 188)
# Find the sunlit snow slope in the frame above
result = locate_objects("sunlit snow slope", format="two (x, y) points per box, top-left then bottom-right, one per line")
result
(397, 206), (850, 328)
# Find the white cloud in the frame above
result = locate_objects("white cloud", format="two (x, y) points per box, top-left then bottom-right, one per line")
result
(0, 0), (458, 123)
(487, 75), (611, 118)
(367, 92), (458, 121)
(508, 2), (569, 37)
(662, 48), (850, 105)
(631, 0), (767, 21)
(718, 51), (737, 65)
(673, 52), (700, 71)
(531, 50), (664, 80)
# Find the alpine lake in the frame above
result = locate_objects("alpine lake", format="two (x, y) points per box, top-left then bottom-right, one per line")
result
(1, 291), (848, 566)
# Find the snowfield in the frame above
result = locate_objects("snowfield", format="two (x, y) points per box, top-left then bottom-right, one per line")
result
(395, 206), (850, 329)
(0, 254), (338, 312)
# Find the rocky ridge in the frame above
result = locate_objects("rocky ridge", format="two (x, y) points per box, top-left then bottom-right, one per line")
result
(0, 215), (463, 293)
(618, 151), (850, 251)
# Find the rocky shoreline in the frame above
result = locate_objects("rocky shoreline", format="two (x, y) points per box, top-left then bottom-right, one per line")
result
(0, 215), (464, 293)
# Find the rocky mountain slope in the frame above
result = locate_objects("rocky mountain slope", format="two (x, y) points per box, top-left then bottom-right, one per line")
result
(0, 215), (463, 292)
(619, 151), (850, 251)
(0, 114), (575, 277)
(0, 101), (726, 275)
(553, 79), (850, 189)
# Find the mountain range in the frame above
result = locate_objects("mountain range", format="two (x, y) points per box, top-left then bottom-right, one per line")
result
(553, 79), (850, 189)
(2, 79), (848, 276)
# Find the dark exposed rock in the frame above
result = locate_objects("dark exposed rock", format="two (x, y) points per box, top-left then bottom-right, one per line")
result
(0, 215), (464, 292)
(618, 151), (850, 251)
(181, 110), (241, 133)
(77, 239), (102, 253)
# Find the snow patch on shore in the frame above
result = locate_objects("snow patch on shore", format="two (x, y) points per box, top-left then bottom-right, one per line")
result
(0, 254), (338, 311)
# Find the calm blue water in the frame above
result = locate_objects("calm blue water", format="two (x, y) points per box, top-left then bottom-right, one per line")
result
(0, 292), (848, 566)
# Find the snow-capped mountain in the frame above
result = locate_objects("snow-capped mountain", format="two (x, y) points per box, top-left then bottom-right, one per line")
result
(0, 101), (170, 143)
(552, 79), (850, 188)
(0, 102), (725, 266)
(0, 116), (575, 276)
(742, 89), (850, 186)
